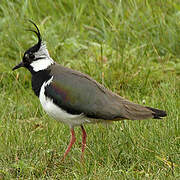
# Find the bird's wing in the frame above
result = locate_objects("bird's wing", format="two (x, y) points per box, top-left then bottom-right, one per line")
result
(44, 64), (123, 120)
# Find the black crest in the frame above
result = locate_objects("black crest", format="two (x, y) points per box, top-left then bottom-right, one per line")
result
(26, 20), (42, 52)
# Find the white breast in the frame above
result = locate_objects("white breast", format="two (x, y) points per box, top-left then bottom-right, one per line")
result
(39, 77), (91, 127)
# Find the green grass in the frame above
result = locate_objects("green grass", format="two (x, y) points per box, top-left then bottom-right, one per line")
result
(0, 0), (179, 179)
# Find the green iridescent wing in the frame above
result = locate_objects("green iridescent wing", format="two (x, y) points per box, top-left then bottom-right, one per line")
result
(45, 65), (121, 120)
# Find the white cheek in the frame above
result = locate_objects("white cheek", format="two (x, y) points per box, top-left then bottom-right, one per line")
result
(30, 58), (54, 71)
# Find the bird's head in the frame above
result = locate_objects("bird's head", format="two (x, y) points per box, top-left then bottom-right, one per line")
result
(13, 20), (54, 74)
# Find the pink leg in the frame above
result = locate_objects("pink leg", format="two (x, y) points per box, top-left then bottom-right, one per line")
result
(63, 128), (76, 160)
(81, 125), (87, 160)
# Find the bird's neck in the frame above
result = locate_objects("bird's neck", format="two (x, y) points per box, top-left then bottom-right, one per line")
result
(30, 57), (54, 72)
(31, 69), (52, 97)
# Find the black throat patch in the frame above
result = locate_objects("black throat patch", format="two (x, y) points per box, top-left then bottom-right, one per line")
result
(31, 69), (51, 97)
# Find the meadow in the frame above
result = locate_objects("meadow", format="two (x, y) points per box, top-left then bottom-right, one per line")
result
(0, 0), (179, 179)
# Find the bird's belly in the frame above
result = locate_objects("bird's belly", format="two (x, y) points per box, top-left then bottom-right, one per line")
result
(39, 80), (91, 127)
(42, 98), (90, 127)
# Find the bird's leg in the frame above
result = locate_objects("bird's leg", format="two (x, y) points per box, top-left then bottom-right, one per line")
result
(81, 125), (87, 160)
(63, 128), (76, 160)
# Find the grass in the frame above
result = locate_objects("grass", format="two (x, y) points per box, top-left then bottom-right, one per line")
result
(0, 0), (179, 179)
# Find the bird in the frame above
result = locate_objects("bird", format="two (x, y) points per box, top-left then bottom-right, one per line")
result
(13, 21), (167, 160)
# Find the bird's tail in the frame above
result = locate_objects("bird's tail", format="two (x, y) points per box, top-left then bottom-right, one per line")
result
(115, 100), (167, 120)
(145, 106), (167, 119)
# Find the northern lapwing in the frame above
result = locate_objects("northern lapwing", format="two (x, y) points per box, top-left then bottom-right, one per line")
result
(13, 21), (167, 160)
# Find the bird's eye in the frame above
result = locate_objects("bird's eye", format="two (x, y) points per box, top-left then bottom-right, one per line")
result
(29, 54), (35, 59)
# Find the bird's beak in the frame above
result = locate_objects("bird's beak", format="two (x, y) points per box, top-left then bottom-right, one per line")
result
(12, 61), (24, 71)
